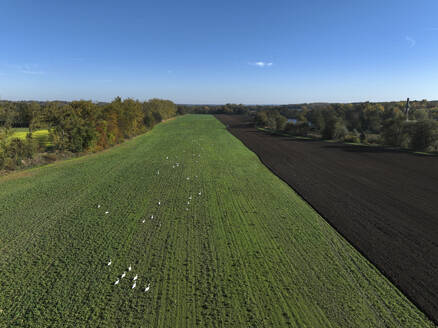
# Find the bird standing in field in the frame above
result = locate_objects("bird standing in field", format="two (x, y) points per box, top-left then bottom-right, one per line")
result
(121, 272), (126, 278)
(105, 211), (109, 214)
(107, 259), (112, 266)
(132, 282), (136, 289)
(144, 284), (150, 292)
(128, 265), (132, 272)
(114, 279), (119, 285)
(133, 274), (138, 281)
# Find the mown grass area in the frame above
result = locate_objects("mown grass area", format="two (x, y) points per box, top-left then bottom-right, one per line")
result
(0, 115), (434, 327)
(8, 128), (52, 147)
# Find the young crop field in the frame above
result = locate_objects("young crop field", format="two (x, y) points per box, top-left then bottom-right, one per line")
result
(7, 128), (52, 147)
(0, 115), (434, 327)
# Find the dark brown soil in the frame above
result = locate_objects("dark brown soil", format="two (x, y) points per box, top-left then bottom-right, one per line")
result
(215, 114), (438, 324)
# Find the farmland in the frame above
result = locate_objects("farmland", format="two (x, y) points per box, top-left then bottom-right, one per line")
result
(216, 114), (438, 324)
(8, 128), (51, 148)
(0, 115), (434, 327)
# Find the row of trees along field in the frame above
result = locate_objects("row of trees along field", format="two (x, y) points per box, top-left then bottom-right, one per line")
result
(0, 98), (177, 170)
(179, 100), (438, 152)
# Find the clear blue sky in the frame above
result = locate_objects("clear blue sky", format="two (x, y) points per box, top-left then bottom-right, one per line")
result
(1, 0), (437, 104)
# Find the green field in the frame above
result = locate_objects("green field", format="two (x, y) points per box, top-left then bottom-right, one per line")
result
(7, 128), (52, 147)
(0, 115), (434, 327)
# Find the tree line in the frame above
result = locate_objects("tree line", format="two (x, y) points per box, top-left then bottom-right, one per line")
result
(255, 101), (438, 152)
(0, 98), (177, 170)
(178, 100), (438, 152)
(2, 98), (437, 171)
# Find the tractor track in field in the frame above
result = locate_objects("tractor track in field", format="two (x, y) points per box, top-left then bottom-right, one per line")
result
(215, 114), (438, 325)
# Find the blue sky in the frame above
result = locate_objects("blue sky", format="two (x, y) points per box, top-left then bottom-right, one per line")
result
(1, 0), (437, 104)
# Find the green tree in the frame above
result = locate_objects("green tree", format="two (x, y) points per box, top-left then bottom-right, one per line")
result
(381, 117), (406, 147)
(274, 114), (287, 131)
(410, 120), (438, 151)
(322, 112), (347, 140)
(48, 103), (97, 152)
(255, 111), (268, 127)
(306, 109), (325, 131)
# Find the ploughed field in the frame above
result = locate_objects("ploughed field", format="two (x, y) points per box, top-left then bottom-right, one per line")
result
(216, 114), (438, 325)
(0, 115), (435, 327)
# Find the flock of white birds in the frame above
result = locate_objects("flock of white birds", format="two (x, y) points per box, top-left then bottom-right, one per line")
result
(100, 141), (204, 294)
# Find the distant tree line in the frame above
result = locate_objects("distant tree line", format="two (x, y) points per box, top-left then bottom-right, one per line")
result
(177, 103), (251, 115)
(255, 101), (438, 152)
(179, 100), (438, 152)
(0, 98), (177, 170)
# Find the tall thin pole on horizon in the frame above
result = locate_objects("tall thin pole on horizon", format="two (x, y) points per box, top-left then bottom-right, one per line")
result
(405, 97), (410, 121)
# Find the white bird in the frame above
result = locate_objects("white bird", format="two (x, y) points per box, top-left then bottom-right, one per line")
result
(128, 265), (132, 272)
(189, 196), (192, 200)
(187, 201), (190, 205)
(144, 284), (150, 292)
(132, 282), (136, 289)
(166, 156), (168, 159)
(186, 177), (190, 180)
(114, 279), (120, 285)
(158, 201), (161, 206)
(105, 211), (109, 214)
(151, 215), (154, 219)
(157, 170), (160, 175)
(107, 259), (112, 266)
(121, 272), (126, 278)
(133, 274), (138, 281)
(198, 192), (202, 196)
(142, 219), (145, 223)
(97, 204), (101, 208)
